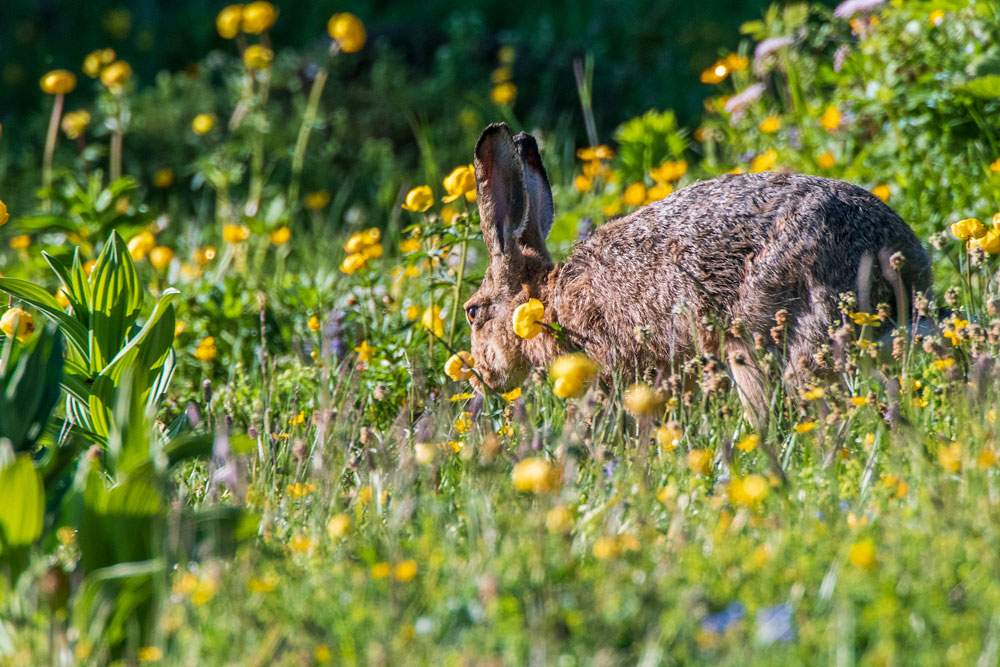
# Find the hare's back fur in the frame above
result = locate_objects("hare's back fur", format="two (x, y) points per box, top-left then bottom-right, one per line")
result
(553, 172), (930, 375)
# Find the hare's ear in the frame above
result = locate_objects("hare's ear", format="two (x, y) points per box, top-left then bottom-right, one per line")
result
(513, 132), (554, 257)
(474, 123), (527, 259)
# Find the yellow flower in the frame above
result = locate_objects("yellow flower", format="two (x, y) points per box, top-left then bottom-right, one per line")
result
(327, 513), (351, 540)
(354, 340), (374, 363)
(512, 457), (557, 493)
(308, 315), (321, 331)
(933, 358), (955, 371)
(730, 474), (769, 506)
(817, 152), (835, 169)
(723, 53), (748, 71)
(194, 246), (217, 264)
(622, 182), (646, 206)
(850, 312), (881, 326)
(576, 145), (614, 161)
(850, 396), (867, 407)
(223, 223), (250, 243)
(453, 412), (472, 433)
(340, 252), (366, 274)
(153, 168), (174, 188)
(289, 534), (316, 554)
(328, 13), (366, 53)
(624, 383), (663, 417)
(848, 539), (876, 570)
(269, 226), (291, 245)
(191, 575), (219, 605)
(871, 184), (890, 202)
(240, 1), (277, 34)
(700, 60), (728, 85)
(194, 337), (217, 362)
(127, 230), (155, 260)
(991, 158), (1000, 174)
(803, 387), (825, 400)
(0, 200), (7, 226)
(304, 190), (330, 210)
(192, 113), (215, 135)
(602, 200), (622, 217)
(649, 160), (687, 183)
(40, 69), (76, 95)
(793, 421), (816, 434)
(759, 115), (781, 133)
(928, 9), (945, 26)
(938, 441), (962, 472)
(550, 353), (598, 398)
(546, 505), (573, 533)
(573, 174), (593, 192)
(444, 351), (475, 382)
(751, 150), (777, 173)
(491, 82), (517, 105)
(55, 289), (72, 309)
(737, 433), (759, 452)
(421, 306), (444, 338)
(645, 183), (673, 203)
(401, 185), (434, 213)
(501, 387), (522, 402)
(512, 298), (545, 339)
(394, 560), (418, 582)
(9, 235), (30, 250)
(61, 110), (91, 139)
(442, 164), (476, 203)
(687, 449), (712, 475)
(243, 45), (273, 70)
(83, 48), (116, 78)
(952, 217), (987, 240)
(100, 61), (132, 92)
(361, 243), (382, 260)
(216, 5), (244, 38)
(592, 536), (620, 560)
(316, 645), (332, 662)
(449, 392), (474, 402)
(491, 66), (513, 83)
(1, 308), (35, 342)
(400, 238), (421, 254)
(247, 573), (279, 593)
(357, 485), (373, 505)
(655, 424), (681, 451)
(288, 412), (307, 426)
(975, 230), (1000, 255)
(371, 562), (391, 579)
(137, 646), (163, 662)
(978, 449), (998, 469)
(149, 246), (174, 269)
(820, 105), (841, 132)
(173, 321), (186, 336)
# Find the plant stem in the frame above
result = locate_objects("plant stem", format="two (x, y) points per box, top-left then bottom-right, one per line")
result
(447, 212), (470, 347)
(288, 66), (330, 210)
(42, 93), (65, 211)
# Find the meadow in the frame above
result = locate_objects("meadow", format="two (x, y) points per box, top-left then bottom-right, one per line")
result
(3, 1), (1000, 664)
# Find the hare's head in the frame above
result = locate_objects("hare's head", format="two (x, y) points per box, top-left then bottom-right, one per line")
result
(464, 123), (555, 392)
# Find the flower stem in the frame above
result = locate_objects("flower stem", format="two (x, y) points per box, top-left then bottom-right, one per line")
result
(288, 66), (330, 210)
(42, 93), (64, 211)
(447, 212), (470, 347)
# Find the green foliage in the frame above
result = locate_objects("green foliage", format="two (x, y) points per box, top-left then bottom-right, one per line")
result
(614, 109), (689, 184)
(0, 325), (63, 452)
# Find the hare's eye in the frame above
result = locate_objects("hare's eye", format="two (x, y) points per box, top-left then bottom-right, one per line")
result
(465, 305), (479, 325)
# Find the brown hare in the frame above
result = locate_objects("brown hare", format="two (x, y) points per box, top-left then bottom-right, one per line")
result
(463, 122), (931, 423)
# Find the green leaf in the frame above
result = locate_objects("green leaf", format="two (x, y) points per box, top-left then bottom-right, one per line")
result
(957, 75), (1000, 99)
(0, 455), (44, 553)
(0, 278), (89, 359)
(0, 326), (64, 451)
(88, 232), (144, 373)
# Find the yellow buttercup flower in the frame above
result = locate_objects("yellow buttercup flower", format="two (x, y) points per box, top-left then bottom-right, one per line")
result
(328, 13), (366, 53)
(149, 246), (174, 269)
(1, 308), (36, 342)
(83, 48), (116, 78)
(192, 114), (214, 135)
(394, 560), (418, 582)
(421, 306), (444, 338)
(730, 474), (769, 506)
(649, 160), (687, 183)
(687, 449), (713, 475)
(512, 457), (557, 493)
(0, 199), (9, 226)
(646, 183), (672, 203)
(55, 289), (72, 309)
(371, 562), (390, 579)
(400, 238), (421, 253)
(304, 190), (330, 210)
(550, 353), (598, 398)
(444, 351), (475, 382)
(223, 223), (250, 243)
(871, 184), (890, 202)
(361, 243), (382, 260)
(490, 82), (517, 105)
(751, 150), (777, 173)
(623, 383), (663, 417)
(240, 1), (277, 34)
(243, 45), (273, 70)
(803, 387), (825, 400)
(354, 340), (374, 363)
(194, 246), (217, 264)
(442, 164), (476, 203)
(326, 513), (350, 540)
(308, 315), (321, 331)
(194, 337), (217, 361)
(340, 252), (366, 274)
(9, 235), (30, 250)
(153, 168), (174, 188)
(401, 185), (434, 212)
(976, 230), (1000, 255)
(63, 108), (93, 139)
(655, 424), (681, 451)
(511, 298), (544, 339)
(759, 115), (781, 133)
(137, 646), (163, 663)
(622, 182), (646, 207)
(737, 433), (759, 452)
(501, 387), (522, 402)
(928, 9), (945, 27)
(991, 158), (1000, 174)
(269, 226), (291, 245)
(850, 311), (881, 326)
(573, 175), (593, 192)
(40, 69), (76, 95)
(820, 105), (841, 132)
(216, 5), (244, 39)
(817, 152), (835, 168)
(951, 218), (985, 241)
(848, 539), (876, 570)
(938, 441), (962, 472)
(793, 421), (816, 434)
(576, 145), (614, 161)
(100, 61), (132, 92)
(700, 61), (728, 85)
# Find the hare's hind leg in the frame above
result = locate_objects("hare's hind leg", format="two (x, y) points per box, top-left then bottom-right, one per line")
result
(725, 339), (771, 429)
